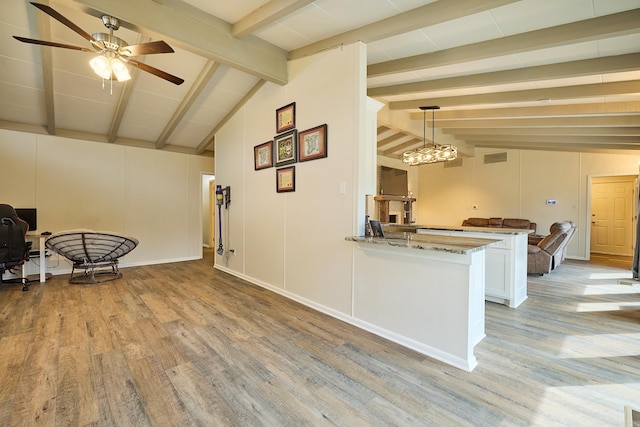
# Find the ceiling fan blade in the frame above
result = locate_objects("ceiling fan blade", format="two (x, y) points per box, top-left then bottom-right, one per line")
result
(125, 59), (184, 85)
(30, 2), (97, 43)
(120, 40), (175, 57)
(13, 36), (95, 52)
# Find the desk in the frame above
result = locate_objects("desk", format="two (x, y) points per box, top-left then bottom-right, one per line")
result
(26, 233), (49, 282)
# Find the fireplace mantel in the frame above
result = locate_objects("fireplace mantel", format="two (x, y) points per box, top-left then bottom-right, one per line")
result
(373, 195), (416, 224)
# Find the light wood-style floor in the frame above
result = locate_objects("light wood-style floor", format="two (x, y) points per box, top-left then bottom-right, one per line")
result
(1, 250), (638, 426)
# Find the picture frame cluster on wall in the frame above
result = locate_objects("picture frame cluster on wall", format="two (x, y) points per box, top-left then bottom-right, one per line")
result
(253, 101), (328, 193)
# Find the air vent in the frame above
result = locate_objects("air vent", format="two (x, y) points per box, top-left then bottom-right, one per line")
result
(444, 157), (463, 168)
(484, 152), (507, 164)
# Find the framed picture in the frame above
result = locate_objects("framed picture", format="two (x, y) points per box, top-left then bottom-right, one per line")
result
(276, 166), (295, 193)
(254, 141), (273, 170)
(298, 124), (327, 162)
(274, 129), (297, 166)
(276, 102), (295, 133)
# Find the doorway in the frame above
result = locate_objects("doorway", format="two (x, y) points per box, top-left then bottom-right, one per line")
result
(202, 174), (215, 249)
(590, 175), (637, 257)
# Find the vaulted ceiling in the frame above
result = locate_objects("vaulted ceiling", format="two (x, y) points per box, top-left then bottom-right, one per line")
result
(1, 0), (639, 160)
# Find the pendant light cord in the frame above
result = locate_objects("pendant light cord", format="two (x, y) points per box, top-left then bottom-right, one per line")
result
(432, 108), (435, 148)
(423, 108), (427, 149)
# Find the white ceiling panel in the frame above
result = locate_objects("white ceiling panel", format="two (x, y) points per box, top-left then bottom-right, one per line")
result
(421, 12), (503, 50)
(181, 0), (271, 23)
(167, 121), (214, 147)
(254, 22), (314, 51)
(0, 56), (43, 89)
(3, 28), (41, 64)
(0, 81), (44, 109)
(388, 0), (438, 12)
(0, 100), (46, 125)
(125, 89), (180, 118)
(312, 0), (401, 29)
(412, 54), (525, 80)
(367, 29), (438, 64)
(490, 0), (595, 35)
(594, 0), (640, 15)
(516, 42), (599, 66)
(53, 96), (115, 134)
(53, 69), (122, 103)
(1, 0), (33, 28)
(116, 122), (163, 143)
(597, 33), (640, 56)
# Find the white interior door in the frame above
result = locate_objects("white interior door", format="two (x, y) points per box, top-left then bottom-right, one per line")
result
(591, 176), (636, 256)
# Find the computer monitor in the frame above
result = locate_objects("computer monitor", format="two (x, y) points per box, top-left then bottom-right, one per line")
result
(15, 208), (37, 232)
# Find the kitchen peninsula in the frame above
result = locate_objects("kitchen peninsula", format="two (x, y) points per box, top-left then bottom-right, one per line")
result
(346, 232), (499, 372)
(391, 224), (531, 308)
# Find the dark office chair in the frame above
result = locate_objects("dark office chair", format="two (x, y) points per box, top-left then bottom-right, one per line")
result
(0, 204), (32, 291)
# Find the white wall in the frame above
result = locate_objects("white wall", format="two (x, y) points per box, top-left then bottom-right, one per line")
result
(214, 42), (367, 316)
(0, 129), (214, 275)
(416, 147), (640, 259)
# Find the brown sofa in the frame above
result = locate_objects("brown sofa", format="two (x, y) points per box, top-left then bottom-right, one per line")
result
(527, 221), (576, 275)
(462, 217), (537, 233)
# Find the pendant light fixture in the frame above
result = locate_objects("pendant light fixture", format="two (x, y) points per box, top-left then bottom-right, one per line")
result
(402, 106), (457, 166)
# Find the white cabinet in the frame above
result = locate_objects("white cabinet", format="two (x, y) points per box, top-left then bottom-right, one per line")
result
(416, 228), (528, 308)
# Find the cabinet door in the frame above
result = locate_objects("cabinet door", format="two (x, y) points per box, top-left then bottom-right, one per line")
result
(485, 249), (509, 297)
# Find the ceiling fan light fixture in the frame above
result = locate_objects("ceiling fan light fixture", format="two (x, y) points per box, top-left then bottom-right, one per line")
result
(89, 55), (112, 80)
(14, 4), (184, 86)
(89, 55), (131, 82)
(111, 58), (131, 81)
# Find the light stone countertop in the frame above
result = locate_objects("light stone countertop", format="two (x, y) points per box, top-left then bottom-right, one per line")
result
(386, 224), (533, 235)
(345, 233), (500, 255)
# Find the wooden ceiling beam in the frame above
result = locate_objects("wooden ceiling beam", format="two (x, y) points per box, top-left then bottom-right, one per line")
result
(444, 127), (640, 136)
(36, 6), (55, 135)
(469, 140), (640, 152)
(232, 0), (315, 38)
(156, 61), (220, 149)
(431, 115), (640, 128)
(369, 53), (640, 97)
(369, 8), (640, 77)
(389, 80), (640, 110)
(378, 132), (409, 146)
(108, 34), (146, 144)
(453, 134), (640, 144)
(381, 139), (421, 156)
(409, 101), (640, 120)
(197, 80), (267, 154)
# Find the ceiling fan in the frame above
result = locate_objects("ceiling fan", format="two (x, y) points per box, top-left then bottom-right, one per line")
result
(13, 2), (184, 85)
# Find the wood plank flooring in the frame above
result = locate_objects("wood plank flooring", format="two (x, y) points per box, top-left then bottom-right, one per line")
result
(0, 250), (638, 426)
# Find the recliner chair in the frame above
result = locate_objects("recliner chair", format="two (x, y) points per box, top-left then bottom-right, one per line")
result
(527, 221), (575, 275)
(0, 204), (32, 291)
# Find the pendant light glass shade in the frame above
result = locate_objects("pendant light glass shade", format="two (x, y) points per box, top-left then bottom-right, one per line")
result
(402, 106), (457, 166)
